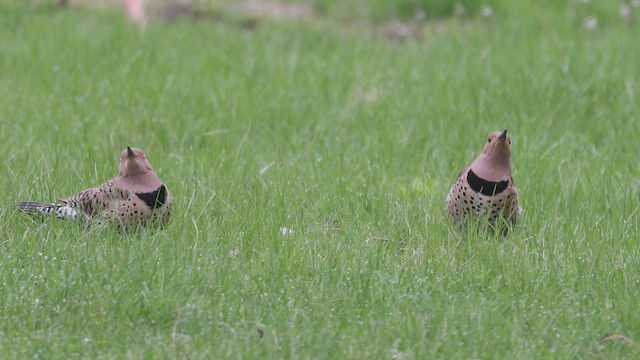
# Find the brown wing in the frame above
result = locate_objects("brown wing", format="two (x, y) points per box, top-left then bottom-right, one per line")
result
(446, 168), (469, 223)
(59, 178), (129, 218)
(501, 179), (520, 225)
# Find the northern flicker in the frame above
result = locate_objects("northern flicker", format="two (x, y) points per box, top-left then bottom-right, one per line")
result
(19, 147), (172, 228)
(446, 129), (520, 229)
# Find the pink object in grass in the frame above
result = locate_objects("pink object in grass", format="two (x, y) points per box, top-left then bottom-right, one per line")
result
(122, 0), (147, 28)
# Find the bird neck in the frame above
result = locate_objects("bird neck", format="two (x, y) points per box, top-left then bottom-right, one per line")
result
(117, 172), (162, 193)
(470, 155), (511, 182)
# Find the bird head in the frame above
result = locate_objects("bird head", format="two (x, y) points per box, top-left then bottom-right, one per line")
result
(470, 129), (512, 181)
(118, 147), (154, 176)
(481, 129), (511, 160)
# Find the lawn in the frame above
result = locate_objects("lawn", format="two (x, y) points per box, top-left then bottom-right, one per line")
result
(1, 0), (639, 358)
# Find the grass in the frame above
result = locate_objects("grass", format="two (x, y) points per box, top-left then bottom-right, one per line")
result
(1, 0), (640, 358)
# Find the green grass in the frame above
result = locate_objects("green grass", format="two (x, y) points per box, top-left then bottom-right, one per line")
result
(1, 1), (640, 358)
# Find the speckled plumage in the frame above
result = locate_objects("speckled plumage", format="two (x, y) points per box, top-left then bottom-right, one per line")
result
(446, 129), (520, 229)
(19, 147), (172, 228)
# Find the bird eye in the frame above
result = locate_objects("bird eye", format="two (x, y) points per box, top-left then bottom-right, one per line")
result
(487, 138), (492, 143)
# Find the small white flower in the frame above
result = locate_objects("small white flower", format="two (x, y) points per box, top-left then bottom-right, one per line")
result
(620, 4), (632, 20)
(583, 16), (598, 31)
(280, 227), (294, 236)
(228, 247), (240, 258)
(480, 5), (493, 18)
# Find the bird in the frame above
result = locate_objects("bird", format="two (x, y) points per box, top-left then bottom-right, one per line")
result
(19, 147), (172, 228)
(446, 129), (520, 230)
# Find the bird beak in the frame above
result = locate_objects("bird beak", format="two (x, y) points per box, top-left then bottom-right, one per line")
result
(127, 146), (136, 158)
(498, 129), (507, 141)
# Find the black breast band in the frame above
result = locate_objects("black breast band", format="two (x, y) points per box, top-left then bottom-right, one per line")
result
(466, 169), (508, 196)
(136, 185), (168, 209)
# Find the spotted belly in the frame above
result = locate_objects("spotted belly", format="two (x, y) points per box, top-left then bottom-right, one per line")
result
(446, 175), (519, 227)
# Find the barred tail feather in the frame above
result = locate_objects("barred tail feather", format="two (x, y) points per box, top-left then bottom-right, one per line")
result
(19, 201), (55, 212)
(18, 201), (80, 220)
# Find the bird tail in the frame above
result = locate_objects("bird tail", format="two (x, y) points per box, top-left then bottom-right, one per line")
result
(18, 201), (79, 220)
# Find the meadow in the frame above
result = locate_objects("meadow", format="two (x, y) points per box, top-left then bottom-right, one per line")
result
(1, 0), (639, 358)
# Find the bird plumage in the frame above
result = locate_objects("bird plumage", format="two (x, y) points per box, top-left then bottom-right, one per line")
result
(446, 129), (520, 229)
(19, 147), (172, 228)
